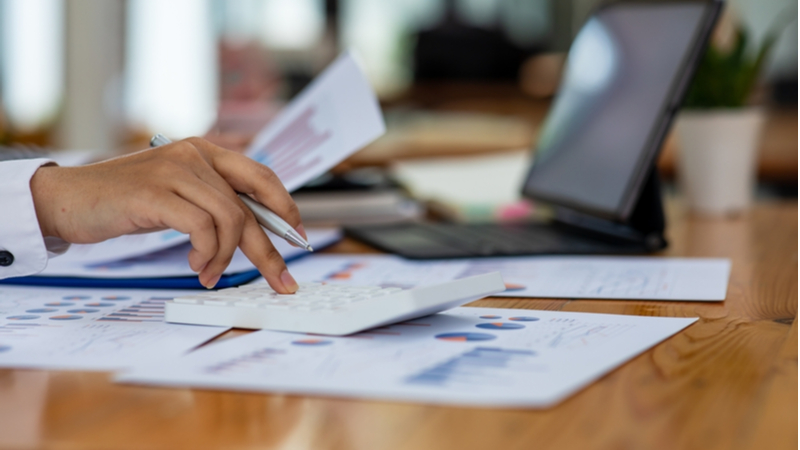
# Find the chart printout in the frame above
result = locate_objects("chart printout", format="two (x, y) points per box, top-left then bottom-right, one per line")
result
(245, 51), (384, 192)
(119, 307), (696, 408)
(284, 254), (730, 301)
(0, 286), (227, 370)
(55, 51), (384, 266)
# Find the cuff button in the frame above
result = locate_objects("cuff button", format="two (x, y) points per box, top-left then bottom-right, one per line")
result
(0, 251), (14, 267)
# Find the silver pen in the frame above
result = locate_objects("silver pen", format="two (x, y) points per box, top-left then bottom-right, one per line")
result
(150, 134), (313, 252)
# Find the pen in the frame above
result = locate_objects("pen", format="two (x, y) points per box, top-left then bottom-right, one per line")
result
(149, 134), (313, 252)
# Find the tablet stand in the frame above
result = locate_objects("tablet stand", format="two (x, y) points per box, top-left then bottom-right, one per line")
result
(554, 167), (667, 251)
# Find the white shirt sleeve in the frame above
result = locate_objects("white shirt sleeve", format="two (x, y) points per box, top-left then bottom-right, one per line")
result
(0, 158), (71, 279)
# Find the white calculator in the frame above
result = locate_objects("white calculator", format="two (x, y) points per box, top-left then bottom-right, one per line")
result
(166, 272), (505, 335)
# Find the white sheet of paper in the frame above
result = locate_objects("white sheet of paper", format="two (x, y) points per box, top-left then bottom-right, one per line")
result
(60, 231), (192, 265)
(246, 51), (385, 192)
(0, 286), (227, 371)
(118, 307), (696, 408)
(41, 229), (342, 279)
(62, 51), (383, 265)
(285, 254), (731, 301)
(391, 150), (531, 205)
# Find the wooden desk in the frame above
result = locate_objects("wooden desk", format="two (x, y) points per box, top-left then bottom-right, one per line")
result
(0, 200), (796, 450)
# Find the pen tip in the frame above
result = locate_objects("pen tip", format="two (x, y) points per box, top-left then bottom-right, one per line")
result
(307, 246), (314, 252)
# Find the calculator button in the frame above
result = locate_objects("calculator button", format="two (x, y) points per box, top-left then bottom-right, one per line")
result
(203, 299), (233, 306)
(234, 301), (259, 307)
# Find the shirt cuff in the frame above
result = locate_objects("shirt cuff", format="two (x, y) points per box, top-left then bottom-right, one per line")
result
(0, 158), (69, 279)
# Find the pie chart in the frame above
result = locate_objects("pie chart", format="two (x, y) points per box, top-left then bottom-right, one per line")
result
(63, 295), (91, 300)
(504, 283), (526, 291)
(26, 308), (57, 313)
(102, 296), (131, 301)
(476, 322), (525, 330)
(67, 309), (99, 314)
(509, 316), (540, 322)
(45, 302), (74, 307)
(292, 339), (333, 346)
(85, 302), (116, 307)
(479, 315), (501, 319)
(7, 315), (39, 320)
(49, 315), (83, 321)
(435, 332), (496, 342)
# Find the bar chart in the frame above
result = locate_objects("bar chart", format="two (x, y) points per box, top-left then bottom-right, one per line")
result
(97, 297), (167, 323)
(405, 347), (538, 387)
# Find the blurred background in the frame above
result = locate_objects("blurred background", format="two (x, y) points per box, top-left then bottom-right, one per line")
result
(0, 0), (796, 222)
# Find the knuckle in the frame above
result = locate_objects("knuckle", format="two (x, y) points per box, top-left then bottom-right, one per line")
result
(187, 137), (219, 155)
(242, 209), (259, 227)
(171, 141), (202, 161)
(230, 206), (246, 227)
(195, 212), (215, 231)
(220, 204), (245, 231)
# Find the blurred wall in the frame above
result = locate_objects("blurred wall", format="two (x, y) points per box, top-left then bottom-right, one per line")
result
(58, 0), (124, 150)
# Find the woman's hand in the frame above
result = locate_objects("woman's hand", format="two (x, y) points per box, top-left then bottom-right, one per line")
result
(30, 137), (304, 293)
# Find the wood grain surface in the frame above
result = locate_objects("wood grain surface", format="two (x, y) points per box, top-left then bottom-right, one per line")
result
(0, 201), (795, 450)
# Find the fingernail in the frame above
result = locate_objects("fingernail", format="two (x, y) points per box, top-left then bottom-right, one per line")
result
(296, 224), (307, 240)
(280, 269), (299, 293)
(205, 274), (221, 289)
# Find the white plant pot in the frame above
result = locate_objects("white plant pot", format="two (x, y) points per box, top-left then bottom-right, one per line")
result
(675, 108), (765, 216)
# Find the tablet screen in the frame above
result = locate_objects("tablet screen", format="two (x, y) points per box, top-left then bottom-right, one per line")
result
(522, 2), (714, 220)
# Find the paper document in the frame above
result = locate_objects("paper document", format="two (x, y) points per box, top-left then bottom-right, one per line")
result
(42, 229), (341, 279)
(65, 51), (384, 265)
(286, 255), (731, 301)
(391, 151), (531, 207)
(246, 51), (385, 192)
(61, 231), (192, 265)
(0, 286), (227, 371)
(119, 307), (696, 408)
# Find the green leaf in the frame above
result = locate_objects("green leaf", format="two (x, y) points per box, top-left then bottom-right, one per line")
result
(683, 5), (796, 109)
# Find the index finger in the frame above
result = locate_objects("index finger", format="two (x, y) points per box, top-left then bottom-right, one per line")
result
(186, 138), (304, 233)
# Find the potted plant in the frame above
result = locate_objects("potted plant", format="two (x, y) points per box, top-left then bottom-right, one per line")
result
(675, 10), (791, 215)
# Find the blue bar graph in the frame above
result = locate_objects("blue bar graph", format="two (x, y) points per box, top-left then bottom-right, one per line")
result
(405, 347), (537, 387)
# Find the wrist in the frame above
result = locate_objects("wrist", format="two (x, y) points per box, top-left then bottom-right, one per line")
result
(30, 164), (60, 239)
